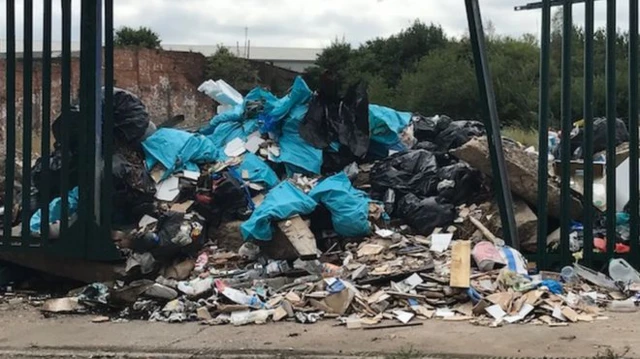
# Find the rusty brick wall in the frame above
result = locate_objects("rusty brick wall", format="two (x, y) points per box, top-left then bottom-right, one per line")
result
(0, 48), (215, 145)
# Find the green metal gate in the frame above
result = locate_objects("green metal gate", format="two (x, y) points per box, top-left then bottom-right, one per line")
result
(466, 0), (640, 270)
(2, 0), (120, 261)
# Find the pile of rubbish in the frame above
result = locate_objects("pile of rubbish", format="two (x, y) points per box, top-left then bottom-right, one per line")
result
(9, 75), (640, 328)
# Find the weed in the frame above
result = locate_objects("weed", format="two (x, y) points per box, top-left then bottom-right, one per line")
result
(384, 347), (425, 359)
(593, 346), (631, 359)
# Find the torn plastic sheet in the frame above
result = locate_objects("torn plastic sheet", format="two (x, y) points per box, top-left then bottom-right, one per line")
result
(299, 79), (370, 158)
(268, 76), (313, 121)
(268, 77), (323, 176)
(236, 153), (280, 190)
(240, 181), (317, 241)
(309, 172), (371, 237)
(30, 187), (79, 234)
(142, 128), (218, 179)
(198, 87), (269, 149)
(369, 104), (412, 147)
(274, 103), (323, 176)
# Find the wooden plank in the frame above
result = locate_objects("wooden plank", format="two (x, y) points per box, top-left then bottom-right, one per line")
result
(276, 216), (318, 259)
(449, 240), (471, 288)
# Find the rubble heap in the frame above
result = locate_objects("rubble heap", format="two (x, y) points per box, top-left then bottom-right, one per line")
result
(6, 76), (639, 328)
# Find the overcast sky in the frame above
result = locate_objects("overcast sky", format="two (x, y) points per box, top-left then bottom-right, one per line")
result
(0, 0), (634, 49)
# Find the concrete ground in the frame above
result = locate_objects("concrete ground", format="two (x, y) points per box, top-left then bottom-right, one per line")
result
(0, 301), (638, 359)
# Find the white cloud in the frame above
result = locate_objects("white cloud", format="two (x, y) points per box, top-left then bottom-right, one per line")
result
(0, 0), (635, 49)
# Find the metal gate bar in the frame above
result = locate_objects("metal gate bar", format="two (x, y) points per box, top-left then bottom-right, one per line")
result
(3, 0), (16, 245)
(2, 0), (119, 261)
(464, 0), (519, 249)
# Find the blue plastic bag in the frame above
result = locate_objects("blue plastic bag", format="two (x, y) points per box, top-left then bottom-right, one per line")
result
(268, 76), (312, 121)
(30, 187), (79, 234)
(142, 128), (218, 179)
(369, 104), (412, 146)
(236, 153), (279, 190)
(276, 103), (323, 176)
(241, 182), (317, 241)
(309, 172), (371, 237)
(265, 77), (322, 176)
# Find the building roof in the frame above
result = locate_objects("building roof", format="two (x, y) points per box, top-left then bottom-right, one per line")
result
(0, 40), (322, 62)
(162, 44), (322, 62)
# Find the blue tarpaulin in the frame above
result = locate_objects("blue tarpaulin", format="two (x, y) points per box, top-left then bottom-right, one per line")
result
(269, 77), (323, 175)
(236, 153), (280, 190)
(369, 104), (412, 146)
(309, 172), (371, 237)
(142, 128), (218, 178)
(30, 187), (79, 234)
(199, 87), (274, 149)
(241, 181), (317, 241)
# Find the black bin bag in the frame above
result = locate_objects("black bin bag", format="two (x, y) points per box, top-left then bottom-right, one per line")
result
(397, 193), (455, 235)
(370, 149), (439, 196)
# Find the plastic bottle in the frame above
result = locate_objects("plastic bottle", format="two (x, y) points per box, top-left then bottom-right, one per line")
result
(608, 258), (640, 284)
(561, 266), (577, 283)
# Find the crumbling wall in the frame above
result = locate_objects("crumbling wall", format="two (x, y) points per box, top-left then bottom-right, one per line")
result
(0, 48), (216, 143)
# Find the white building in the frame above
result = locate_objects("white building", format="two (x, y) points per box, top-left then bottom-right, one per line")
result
(0, 40), (322, 73)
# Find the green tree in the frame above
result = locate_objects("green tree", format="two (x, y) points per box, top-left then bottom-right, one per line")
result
(303, 39), (352, 90)
(114, 26), (162, 49)
(205, 46), (259, 93)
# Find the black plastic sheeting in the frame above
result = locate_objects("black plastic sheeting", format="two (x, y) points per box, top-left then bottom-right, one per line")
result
(435, 120), (485, 150)
(299, 72), (370, 158)
(414, 116), (486, 152)
(569, 117), (629, 159)
(413, 115), (452, 142)
(397, 194), (455, 235)
(370, 149), (439, 197)
(436, 162), (482, 205)
(31, 147), (78, 209)
(112, 154), (157, 226)
(51, 87), (151, 150)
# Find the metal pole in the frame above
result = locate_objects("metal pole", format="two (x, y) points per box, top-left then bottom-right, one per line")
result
(465, 0), (519, 249)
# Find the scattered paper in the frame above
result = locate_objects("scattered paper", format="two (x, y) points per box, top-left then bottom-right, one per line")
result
(430, 233), (453, 253)
(170, 200), (194, 214)
(41, 298), (82, 313)
(155, 176), (180, 202)
(435, 308), (455, 318)
(552, 306), (567, 321)
(138, 215), (158, 229)
(268, 145), (281, 158)
(403, 273), (424, 289)
(180, 170), (200, 181)
(224, 138), (247, 157)
(375, 229), (395, 238)
(245, 136), (265, 154)
(150, 168), (164, 183)
(485, 304), (507, 320)
(357, 244), (385, 257)
(91, 316), (110, 323)
(346, 317), (363, 329)
(393, 310), (415, 324)
(503, 304), (535, 323)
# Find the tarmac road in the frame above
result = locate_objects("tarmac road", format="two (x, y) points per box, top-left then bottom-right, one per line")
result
(0, 300), (638, 359)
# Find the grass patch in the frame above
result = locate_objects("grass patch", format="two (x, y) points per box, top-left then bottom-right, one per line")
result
(502, 126), (539, 148)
